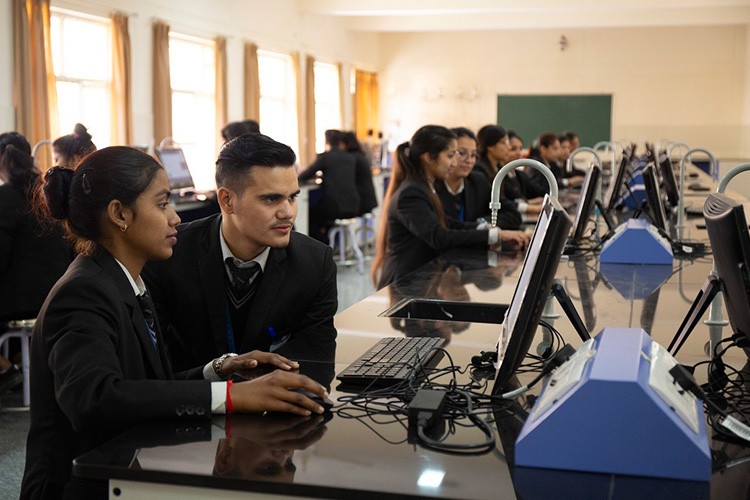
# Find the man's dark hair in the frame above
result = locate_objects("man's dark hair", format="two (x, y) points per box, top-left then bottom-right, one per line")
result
(215, 133), (296, 193)
(324, 129), (342, 149)
(221, 120), (261, 142)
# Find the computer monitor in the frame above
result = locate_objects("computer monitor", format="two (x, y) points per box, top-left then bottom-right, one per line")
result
(569, 165), (602, 245)
(156, 148), (195, 191)
(704, 194), (750, 354)
(605, 155), (630, 212)
(642, 165), (669, 232)
(657, 151), (680, 208)
(492, 195), (573, 394)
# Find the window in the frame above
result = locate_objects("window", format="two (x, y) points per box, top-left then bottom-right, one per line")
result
(169, 33), (216, 191)
(313, 61), (341, 154)
(258, 50), (299, 161)
(50, 9), (112, 147)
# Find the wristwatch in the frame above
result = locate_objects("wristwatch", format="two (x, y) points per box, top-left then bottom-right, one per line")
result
(213, 353), (238, 380)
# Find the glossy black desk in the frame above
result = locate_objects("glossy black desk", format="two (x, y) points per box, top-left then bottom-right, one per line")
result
(73, 170), (750, 499)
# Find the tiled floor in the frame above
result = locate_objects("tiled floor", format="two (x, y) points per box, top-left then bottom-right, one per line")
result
(0, 259), (375, 499)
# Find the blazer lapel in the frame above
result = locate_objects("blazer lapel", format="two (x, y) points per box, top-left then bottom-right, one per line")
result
(93, 251), (168, 379)
(241, 246), (287, 352)
(200, 217), (230, 355)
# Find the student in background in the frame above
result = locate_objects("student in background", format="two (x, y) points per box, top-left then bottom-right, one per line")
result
(0, 132), (71, 394)
(529, 132), (583, 191)
(435, 127), (521, 229)
(21, 146), (328, 499)
(222, 120), (261, 142)
(52, 123), (96, 168)
(564, 130), (581, 151)
(371, 125), (529, 289)
(298, 129), (360, 243)
(341, 131), (378, 216)
(508, 130), (526, 159)
(476, 125), (543, 216)
(474, 124), (514, 181)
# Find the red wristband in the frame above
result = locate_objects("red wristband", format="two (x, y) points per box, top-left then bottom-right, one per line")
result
(225, 380), (234, 414)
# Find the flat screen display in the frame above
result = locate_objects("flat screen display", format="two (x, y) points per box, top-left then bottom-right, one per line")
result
(493, 195), (572, 393)
(156, 148), (195, 191)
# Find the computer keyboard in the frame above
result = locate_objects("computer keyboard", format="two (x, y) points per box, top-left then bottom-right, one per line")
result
(336, 336), (446, 388)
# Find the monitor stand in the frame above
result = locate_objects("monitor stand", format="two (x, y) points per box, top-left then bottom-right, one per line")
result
(667, 273), (722, 356)
(551, 281), (591, 342)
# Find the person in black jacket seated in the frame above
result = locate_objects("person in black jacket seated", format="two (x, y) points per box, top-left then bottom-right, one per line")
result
(341, 131), (378, 216)
(21, 147), (329, 500)
(0, 132), (71, 393)
(436, 127), (522, 230)
(475, 125), (543, 217)
(52, 123), (96, 169)
(298, 129), (360, 243)
(528, 131), (584, 192)
(371, 125), (529, 289)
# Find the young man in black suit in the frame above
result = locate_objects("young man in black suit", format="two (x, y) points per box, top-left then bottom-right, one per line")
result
(144, 134), (337, 381)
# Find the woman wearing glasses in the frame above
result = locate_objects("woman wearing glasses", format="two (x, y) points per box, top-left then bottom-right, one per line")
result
(435, 127), (522, 229)
(371, 125), (529, 289)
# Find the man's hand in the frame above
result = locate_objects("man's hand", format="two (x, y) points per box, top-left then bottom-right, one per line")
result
(220, 351), (300, 379)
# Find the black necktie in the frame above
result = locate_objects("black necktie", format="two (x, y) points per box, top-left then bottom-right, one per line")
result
(137, 291), (159, 354)
(225, 257), (262, 308)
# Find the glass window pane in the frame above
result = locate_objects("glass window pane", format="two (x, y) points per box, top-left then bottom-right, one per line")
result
(313, 62), (341, 153)
(169, 33), (216, 190)
(61, 18), (110, 80)
(258, 50), (299, 162)
(51, 9), (113, 147)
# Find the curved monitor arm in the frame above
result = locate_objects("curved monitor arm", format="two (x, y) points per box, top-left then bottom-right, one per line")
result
(677, 148), (716, 240)
(489, 159), (558, 228)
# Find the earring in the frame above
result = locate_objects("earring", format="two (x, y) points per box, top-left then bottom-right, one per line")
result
(120, 224), (127, 232)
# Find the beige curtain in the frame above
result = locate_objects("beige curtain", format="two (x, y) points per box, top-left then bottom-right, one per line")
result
(304, 55), (316, 166)
(215, 37), (227, 149)
(152, 21), (172, 146)
(354, 69), (379, 141)
(291, 52), (304, 165)
(336, 62), (345, 130)
(13, 0), (57, 170)
(111, 12), (132, 145)
(243, 42), (260, 122)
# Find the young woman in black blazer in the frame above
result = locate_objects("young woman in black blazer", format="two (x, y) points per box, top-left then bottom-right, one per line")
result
(21, 147), (329, 499)
(371, 125), (529, 289)
(435, 127), (522, 229)
(0, 132), (70, 392)
(475, 124), (544, 217)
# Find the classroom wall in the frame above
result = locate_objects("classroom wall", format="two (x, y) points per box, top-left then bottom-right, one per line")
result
(377, 25), (749, 159)
(0, 0), (379, 152)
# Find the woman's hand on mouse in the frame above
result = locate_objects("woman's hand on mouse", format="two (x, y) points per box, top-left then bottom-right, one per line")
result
(229, 371), (328, 416)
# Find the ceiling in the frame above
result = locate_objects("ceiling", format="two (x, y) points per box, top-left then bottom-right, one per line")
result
(298, 0), (750, 31)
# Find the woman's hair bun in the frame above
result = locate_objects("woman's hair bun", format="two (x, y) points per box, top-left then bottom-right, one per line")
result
(73, 123), (91, 141)
(43, 166), (75, 219)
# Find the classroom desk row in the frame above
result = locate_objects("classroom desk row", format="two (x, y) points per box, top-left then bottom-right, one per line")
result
(71, 166), (749, 499)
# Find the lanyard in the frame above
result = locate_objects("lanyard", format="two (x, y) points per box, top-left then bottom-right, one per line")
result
(225, 304), (236, 353)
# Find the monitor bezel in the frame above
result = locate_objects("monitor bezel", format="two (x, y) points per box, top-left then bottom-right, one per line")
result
(642, 165), (669, 232)
(605, 156), (630, 212)
(703, 193), (750, 350)
(156, 148), (195, 191)
(492, 195), (573, 394)
(570, 165), (602, 244)
(657, 152), (680, 208)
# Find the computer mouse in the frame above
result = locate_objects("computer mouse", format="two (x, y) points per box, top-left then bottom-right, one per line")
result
(291, 388), (334, 412)
(688, 182), (710, 192)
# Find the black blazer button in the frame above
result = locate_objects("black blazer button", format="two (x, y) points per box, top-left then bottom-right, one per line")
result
(175, 405), (185, 416)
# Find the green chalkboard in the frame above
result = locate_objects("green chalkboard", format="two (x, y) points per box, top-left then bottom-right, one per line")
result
(497, 94), (612, 148)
